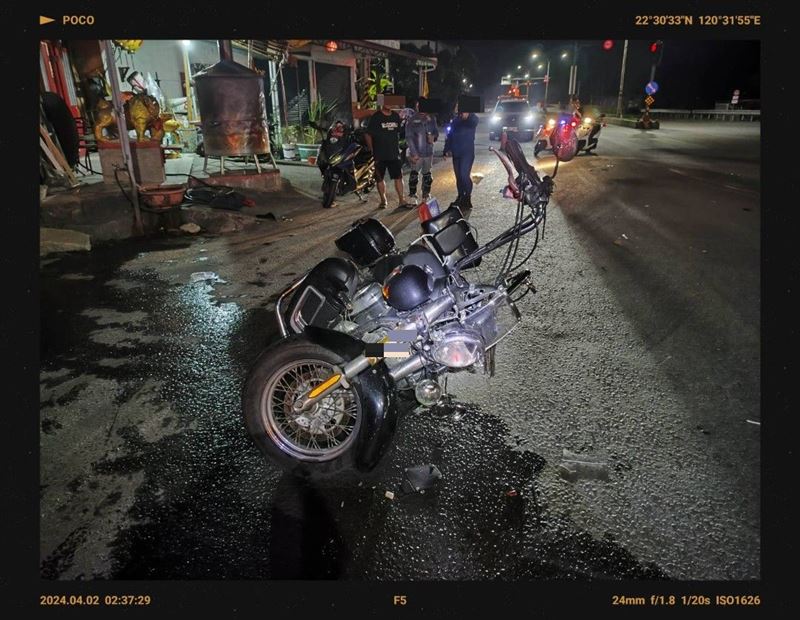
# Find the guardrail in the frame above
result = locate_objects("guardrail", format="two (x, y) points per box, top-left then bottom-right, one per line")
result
(646, 108), (760, 121)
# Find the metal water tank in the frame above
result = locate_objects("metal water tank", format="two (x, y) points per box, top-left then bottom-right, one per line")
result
(194, 58), (269, 156)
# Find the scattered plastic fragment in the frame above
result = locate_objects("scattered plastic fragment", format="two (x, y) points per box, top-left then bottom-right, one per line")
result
(190, 272), (217, 283)
(384, 491), (395, 500)
(401, 464), (442, 494)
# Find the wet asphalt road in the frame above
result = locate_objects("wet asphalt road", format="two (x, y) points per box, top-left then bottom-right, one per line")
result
(39, 119), (759, 580)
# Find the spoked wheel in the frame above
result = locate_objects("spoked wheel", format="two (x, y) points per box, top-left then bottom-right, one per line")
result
(243, 339), (366, 476)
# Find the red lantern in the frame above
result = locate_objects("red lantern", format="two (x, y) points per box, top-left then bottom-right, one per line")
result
(325, 40), (338, 52)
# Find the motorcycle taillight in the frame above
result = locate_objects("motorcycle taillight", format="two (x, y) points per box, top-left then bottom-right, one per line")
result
(418, 202), (433, 223)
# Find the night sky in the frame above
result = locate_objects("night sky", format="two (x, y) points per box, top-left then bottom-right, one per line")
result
(454, 40), (760, 111)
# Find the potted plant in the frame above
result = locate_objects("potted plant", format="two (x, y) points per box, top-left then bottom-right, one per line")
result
(280, 125), (298, 159)
(296, 125), (322, 161)
(296, 96), (339, 161)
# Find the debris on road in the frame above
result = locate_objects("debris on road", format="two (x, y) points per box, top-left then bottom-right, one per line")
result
(621, 233), (629, 240)
(401, 464), (442, 494)
(746, 419), (760, 426)
(558, 449), (610, 482)
(384, 490), (395, 500)
(190, 271), (224, 284)
(180, 223), (202, 234)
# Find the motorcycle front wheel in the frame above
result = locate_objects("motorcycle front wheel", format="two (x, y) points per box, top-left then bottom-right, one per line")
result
(243, 339), (366, 477)
(322, 178), (338, 208)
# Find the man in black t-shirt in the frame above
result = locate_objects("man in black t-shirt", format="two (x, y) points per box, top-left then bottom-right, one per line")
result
(365, 102), (408, 209)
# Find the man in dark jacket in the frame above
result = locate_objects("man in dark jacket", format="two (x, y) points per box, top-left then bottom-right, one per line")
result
(443, 106), (479, 210)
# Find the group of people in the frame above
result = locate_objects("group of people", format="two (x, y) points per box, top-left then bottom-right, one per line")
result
(362, 96), (479, 211)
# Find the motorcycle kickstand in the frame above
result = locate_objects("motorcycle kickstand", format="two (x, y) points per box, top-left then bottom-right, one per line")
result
(355, 191), (367, 203)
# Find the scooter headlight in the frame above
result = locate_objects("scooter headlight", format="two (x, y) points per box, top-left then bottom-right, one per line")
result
(583, 117), (592, 125)
(548, 119), (556, 127)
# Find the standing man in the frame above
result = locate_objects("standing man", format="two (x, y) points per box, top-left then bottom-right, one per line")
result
(443, 103), (479, 210)
(364, 99), (408, 209)
(404, 96), (439, 205)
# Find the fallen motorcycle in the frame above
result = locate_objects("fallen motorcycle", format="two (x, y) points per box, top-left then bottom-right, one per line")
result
(242, 136), (577, 477)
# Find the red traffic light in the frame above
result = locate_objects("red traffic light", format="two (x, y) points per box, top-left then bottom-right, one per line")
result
(603, 39), (614, 51)
(649, 41), (660, 53)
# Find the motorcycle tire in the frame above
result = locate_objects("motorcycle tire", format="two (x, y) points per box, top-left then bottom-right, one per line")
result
(322, 179), (337, 208)
(534, 141), (544, 157)
(242, 338), (368, 478)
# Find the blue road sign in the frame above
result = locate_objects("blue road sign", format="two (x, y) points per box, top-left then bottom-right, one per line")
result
(645, 81), (659, 95)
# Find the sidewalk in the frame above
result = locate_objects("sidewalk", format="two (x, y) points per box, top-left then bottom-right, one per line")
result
(39, 150), (454, 253)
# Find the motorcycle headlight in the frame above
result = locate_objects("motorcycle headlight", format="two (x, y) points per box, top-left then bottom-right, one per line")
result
(431, 330), (483, 368)
(329, 153), (343, 165)
(548, 119), (556, 127)
(583, 117), (592, 125)
(491, 115), (502, 123)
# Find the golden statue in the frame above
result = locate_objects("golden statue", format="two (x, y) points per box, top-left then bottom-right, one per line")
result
(94, 93), (164, 142)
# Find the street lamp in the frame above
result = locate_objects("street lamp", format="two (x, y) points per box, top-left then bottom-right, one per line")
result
(532, 52), (539, 60)
(462, 78), (467, 83)
(561, 51), (568, 59)
(537, 63), (544, 70)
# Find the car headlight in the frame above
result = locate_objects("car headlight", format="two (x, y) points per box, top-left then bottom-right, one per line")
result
(524, 114), (534, 123)
(583, 117), (593, 125)
(491, 115), (502, 123)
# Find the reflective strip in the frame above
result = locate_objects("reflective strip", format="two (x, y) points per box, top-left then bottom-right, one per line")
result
(308, 374), (341, 398)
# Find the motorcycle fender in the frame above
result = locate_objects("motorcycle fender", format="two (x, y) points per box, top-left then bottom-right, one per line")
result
(302, 326), (398, 472)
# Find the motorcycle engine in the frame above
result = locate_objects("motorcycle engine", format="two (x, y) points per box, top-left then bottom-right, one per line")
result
(333, 282), (391, 335)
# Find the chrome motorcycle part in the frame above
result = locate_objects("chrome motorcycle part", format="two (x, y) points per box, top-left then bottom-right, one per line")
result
(289, 285), (326, 333)
(262, 359), (360, 461)
(414, 379), (443, 406)
(431, 329), (484, 368)
(349, 282), (390, 323)
(276, 274), (308, 337)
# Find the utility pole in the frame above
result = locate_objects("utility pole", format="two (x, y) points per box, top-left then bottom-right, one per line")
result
(543, 60), (550, 107)
(616, 39), (629, 118)
(569, 41), (578, 96)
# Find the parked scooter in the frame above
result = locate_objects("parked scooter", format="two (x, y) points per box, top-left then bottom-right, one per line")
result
(534, 112), (605, 157)
(315, 121), (376, 208)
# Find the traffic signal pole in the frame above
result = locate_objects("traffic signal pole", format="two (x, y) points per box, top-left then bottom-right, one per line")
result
(616, 39), (629, 118)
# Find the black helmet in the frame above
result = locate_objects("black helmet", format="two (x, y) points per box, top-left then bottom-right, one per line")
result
(382, 264), (435, 311)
